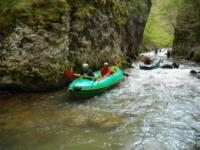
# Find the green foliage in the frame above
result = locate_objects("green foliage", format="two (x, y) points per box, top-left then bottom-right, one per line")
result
(70, 0), (130, 27)
(0, 0), (149, 36)
(191, 48), (200, 62)
(172, 0), (200, 60)
(112, 1), (129, 27)
(175, 0), (200, 42)
(98, 0), (116, 5)
(109, 0), (149, 27)
(130, 0), (149, 19)
(0, 0), (70, 35)
(142, 0), (182, 50)
(74, 4), (96, 20)
(114, 17), (127, 27)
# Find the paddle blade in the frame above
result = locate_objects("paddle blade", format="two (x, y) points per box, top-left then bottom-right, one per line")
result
(64, 70), (74, 79)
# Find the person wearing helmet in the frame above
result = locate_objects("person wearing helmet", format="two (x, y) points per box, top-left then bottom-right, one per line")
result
(100, 62), (111, 77)
(144, 56), (153, 65)
(80, 63), (94, 77)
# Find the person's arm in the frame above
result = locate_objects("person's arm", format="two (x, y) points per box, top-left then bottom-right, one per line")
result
(80, 70), (84, 75)
(102, 68), (110, 77)
(105, 68), (111, 76)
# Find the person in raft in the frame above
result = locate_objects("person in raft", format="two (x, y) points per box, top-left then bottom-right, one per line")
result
(144, 56), (153, 65)
(80, 63), (94, 77)
(100, 62), (111, 77)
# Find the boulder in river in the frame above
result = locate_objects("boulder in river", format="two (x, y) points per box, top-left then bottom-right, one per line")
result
(89, 113), (124, 129)
(161, 63), (179, 69)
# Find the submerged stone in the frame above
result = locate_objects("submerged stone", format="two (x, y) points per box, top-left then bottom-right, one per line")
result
(89, 113), (124, 129)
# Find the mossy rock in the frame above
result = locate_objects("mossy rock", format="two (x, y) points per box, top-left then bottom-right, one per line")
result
(192, 49), (200, 62)
(99, 116), (124, 128)
(3, 122), (16, 130)
(0, 0), (70, 35)
(185, 50), (195, 60)
(89, 113), (124, 129)
(70, 114), (89, 127)
(126, 121), (140, 128)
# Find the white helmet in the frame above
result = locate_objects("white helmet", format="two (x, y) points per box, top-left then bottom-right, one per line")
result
(104, 62), (109, 66)
(82, 63), (89, 68)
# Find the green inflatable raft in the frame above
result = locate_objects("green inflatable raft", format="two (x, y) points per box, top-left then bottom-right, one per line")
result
(66, 66), (123, 98)
(140, 59), (160, 70)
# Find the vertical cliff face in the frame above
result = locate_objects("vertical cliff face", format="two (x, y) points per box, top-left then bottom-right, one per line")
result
(172, 0), (200, 61)
(122, 2), (152, 57)
(0, 0), (151, 91)
(68, 0), (151, 66)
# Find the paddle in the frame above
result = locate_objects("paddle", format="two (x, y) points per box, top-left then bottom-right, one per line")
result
(64, 70), (97, 79)
(123, 72), (130, 77)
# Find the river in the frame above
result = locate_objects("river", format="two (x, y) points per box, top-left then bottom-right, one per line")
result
(0, 50), (200, 150)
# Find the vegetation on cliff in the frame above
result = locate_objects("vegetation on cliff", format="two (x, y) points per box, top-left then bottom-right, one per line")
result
(0, 0), (70, 37)
(142, 0), (200, 62)
(0, 0), (149, 37)
(142, 0), (182, 51)
(173, 0), (200, 62)
(70, 0), (129, 27)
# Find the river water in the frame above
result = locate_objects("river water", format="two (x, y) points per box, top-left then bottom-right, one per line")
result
(0, 50), (200, 150)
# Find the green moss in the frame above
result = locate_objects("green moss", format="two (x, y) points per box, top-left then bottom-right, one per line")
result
(112, 1), (129, 27)
(192, 49), (200, 62)
(114, 17), (126, 27)
(74, 4), (96, 20)
(68, 0), (132, 27)
(0, 0), (148, 36)
(0, 0), (70, 35)
(173, 0), (200, 61)
(142, 0), (182, 50)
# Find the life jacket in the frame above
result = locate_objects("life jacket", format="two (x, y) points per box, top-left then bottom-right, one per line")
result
(100, 67), (110, 76)
(144, 57), (153, 64)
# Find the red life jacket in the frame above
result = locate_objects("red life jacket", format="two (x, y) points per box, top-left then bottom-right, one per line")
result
(100, 67), (110, 76)
(144, 57), (153, 64)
